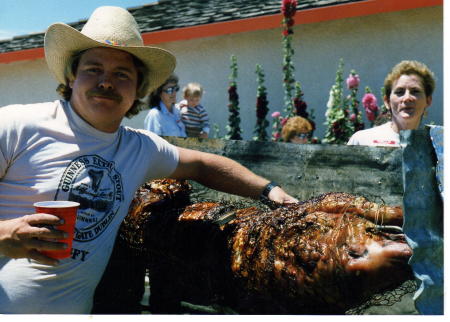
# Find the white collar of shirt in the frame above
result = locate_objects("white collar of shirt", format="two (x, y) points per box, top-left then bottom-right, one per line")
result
(65, 100), (119, 143)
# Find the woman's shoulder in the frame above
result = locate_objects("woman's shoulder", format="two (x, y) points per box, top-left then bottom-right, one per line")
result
(348, 122), (398, 146)
(147, 106), (163, 116)
(354, 122), (391, 136)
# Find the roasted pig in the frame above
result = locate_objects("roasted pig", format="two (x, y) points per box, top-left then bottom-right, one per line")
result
(94, 180), (414, 314)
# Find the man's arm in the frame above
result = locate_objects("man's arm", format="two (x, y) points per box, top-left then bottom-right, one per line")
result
(169, 147), (298, 204)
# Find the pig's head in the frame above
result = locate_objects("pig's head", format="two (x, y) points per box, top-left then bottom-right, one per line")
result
(344, 225), (414, 304)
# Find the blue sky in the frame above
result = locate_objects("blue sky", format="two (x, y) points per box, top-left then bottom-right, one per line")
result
(0, 0), (157, 40)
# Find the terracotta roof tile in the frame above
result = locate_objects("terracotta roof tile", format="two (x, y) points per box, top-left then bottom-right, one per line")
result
(0, 0), (363, 54)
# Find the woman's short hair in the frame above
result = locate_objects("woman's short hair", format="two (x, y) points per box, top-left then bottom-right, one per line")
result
(281, 116), (313, 142)
(56, 49), (149, 118)
(384, 60), (435, 99)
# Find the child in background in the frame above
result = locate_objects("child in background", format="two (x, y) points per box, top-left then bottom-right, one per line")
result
(178, 83), (210, 138)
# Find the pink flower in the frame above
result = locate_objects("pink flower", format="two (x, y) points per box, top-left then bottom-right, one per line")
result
(281, 117), (288, 126)
(346, 73), (360, 89)
(273, 132), (281, 139)
(362, 93), (379, 121)
(366, 110), (376, 122)
(350, 113), (356, 122)
(362, 93), (379, 112)
(271, 111), (281, 118)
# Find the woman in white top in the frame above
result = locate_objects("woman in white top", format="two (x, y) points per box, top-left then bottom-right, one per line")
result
(144, 73), (187, 137)
(348, 60), (435, 147)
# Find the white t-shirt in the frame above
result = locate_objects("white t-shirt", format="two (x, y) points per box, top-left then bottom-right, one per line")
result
(0, 100), (179, 313)
(347, 122), (400, 147)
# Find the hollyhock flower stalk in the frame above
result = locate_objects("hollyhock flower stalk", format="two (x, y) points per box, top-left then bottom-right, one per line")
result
(253, 64), (270, 141)
(225, 55), (242, 140)
(293, 82), (316, 134)
(346, 70), (364, 132)
(271, 111), (283, 142)
(323, 59), (354, 144)
(281, 0), (298, 117)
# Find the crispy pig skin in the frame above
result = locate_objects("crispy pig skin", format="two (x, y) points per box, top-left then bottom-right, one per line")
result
(117, 180), (413, 314)
(228, 198), (412, 313)
(120, 179), (192, 252)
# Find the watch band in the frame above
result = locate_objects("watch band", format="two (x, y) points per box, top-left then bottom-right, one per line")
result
(260, 181), (280, 201)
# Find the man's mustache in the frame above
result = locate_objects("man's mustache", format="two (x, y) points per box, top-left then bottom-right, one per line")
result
(87, 89), (122, 102)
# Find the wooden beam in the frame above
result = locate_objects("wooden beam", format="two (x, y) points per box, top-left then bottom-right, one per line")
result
(0, 47), (44, 64)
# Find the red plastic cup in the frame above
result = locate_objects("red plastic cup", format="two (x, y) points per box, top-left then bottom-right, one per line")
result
(33, 201), (80, 259)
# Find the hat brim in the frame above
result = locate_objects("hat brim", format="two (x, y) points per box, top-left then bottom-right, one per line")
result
(44, 23), (176, 96)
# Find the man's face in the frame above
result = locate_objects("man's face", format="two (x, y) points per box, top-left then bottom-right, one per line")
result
(385, 74), (432, 132)
(69, 47), (139, 133)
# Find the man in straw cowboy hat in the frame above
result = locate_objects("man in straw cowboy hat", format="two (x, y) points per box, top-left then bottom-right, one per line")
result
(0, 6), (296, 313)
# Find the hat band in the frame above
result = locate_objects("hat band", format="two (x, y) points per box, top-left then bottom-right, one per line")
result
(104, 39), (128, 46)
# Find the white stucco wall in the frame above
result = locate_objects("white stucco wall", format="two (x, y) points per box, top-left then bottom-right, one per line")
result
(0, 6), (442, 140)
(0, 58), (58, 106)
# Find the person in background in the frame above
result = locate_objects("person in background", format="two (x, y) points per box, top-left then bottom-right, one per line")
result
(144, 74), (186, 137)
(0, 6), (297, 314)
(178, 82), (210, 138)
(281, 116), (314, 144)
(348, 60), (435, 147)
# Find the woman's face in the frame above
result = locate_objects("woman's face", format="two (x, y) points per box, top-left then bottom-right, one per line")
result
(160, 82), (178, 109)
(290, 133), (309, 144)
(385, 74), (432, 132)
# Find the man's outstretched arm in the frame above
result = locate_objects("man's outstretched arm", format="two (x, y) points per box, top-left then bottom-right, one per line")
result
(170, 147), (298, 204)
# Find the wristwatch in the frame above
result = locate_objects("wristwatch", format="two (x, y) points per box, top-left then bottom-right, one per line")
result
(260, 181), (280, 201)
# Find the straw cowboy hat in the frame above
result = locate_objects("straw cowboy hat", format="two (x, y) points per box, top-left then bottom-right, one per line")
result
(44, 6), (176, 96)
